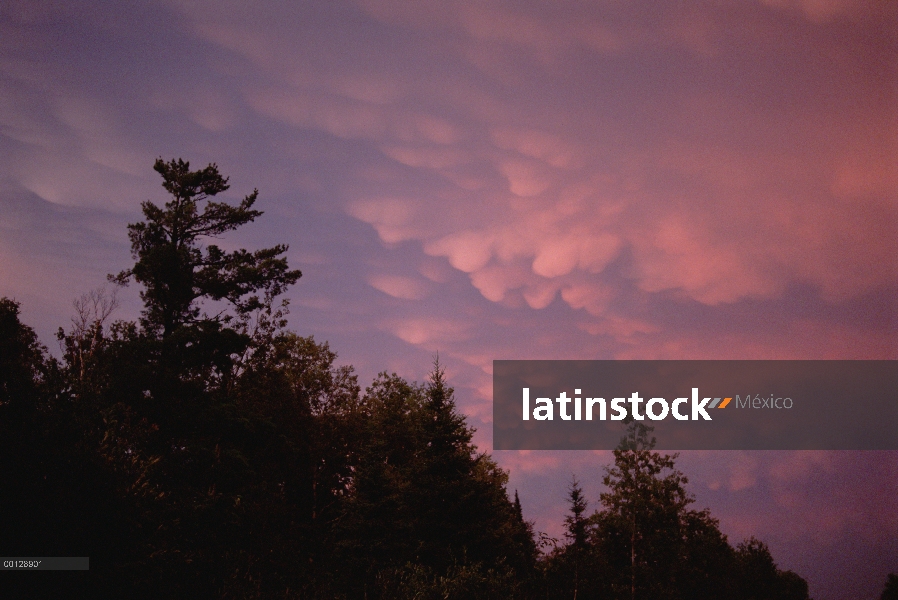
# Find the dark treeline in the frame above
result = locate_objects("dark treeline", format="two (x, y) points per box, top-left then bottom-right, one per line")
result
(542, 423), (813, 600)
(0, 159), (851, 599)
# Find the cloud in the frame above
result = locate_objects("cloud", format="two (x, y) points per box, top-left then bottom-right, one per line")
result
(390, 317), (472, 346)
(1, 5), (895, 597)
(368, 274), (429, 300)
(0, 182), (140, 343)
(760, 0), (881, 22)
(158, 2), (894, 346)
(346, 198), (421, 244)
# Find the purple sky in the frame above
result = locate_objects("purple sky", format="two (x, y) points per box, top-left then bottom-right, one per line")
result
(1, 1), (896, 598)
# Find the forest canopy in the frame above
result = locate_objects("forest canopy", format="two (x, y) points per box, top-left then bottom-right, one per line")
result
(0, 159), (825, 599)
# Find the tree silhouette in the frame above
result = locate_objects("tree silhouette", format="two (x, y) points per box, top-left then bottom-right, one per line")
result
(107, 158), (304, 433)
(1, 158), (821, 599)
(564, 476), (589, 600)
(734, 538), (811, 600)
(881, 573), (898, 600)
(0, 297), (48, 411)
(111, 158), (301, 339)
(335, 362), (533, 597)
(599, 422), (693, 600)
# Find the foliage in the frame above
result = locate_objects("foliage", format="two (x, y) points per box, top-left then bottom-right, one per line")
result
(0, 297), (49, 410)
(0, 158), (815, 599)
(882, 573), (898, 600)
(539, 422), (810, 600)
(598, 421), (696, 599)
(542, 476), (607, 600)
(333, 362), (536, 597)
(375, 559), (520, 600)
(111, 158), (301, 338)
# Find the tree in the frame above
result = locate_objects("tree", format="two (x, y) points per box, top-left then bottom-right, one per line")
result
(334, 363), (535, 598)
(414, 359), (492, 568)
(0, 297), (48, 411)
(598, 422), (694, 600)
(413, 359), (531, 577)
(3, 158), (558, 597)
(565, 476), (589, 550)
(541, 476), (612, 600)
(105, 158), (304, 441)
(510, 490), (539, 579)
(777, 570), (811, 600)
(882, 573), (898, 600)
(0, 298), (128, 599)
(674, 507), (736, 600)
(563, 477), (589, 600)
(734, 538), (810, 600)
(0, 298), (50, 529)
(69, 159), (308, 597)
(594, 426), (810, 600)
(55, 287), (120, 404)
(111, 158), (301, 340)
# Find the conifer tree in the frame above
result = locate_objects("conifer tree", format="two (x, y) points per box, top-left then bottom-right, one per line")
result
(564, 476), (589, 600)
(111, 158), (301, 340)
(881, 574), (898, 600)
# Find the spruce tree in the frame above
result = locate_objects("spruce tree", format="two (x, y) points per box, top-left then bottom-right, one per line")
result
(564, 477), (589, 600)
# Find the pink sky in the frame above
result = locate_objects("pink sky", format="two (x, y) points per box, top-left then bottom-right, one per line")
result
(0, 1), (895, 598)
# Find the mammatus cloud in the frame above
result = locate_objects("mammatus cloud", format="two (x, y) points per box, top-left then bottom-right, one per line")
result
(148, 2), (896, 352)
(368, 273), (430, 300)
(1, 3), (895, 598)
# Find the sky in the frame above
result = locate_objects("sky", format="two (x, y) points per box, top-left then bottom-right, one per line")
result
(1, 0), (896, 597)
